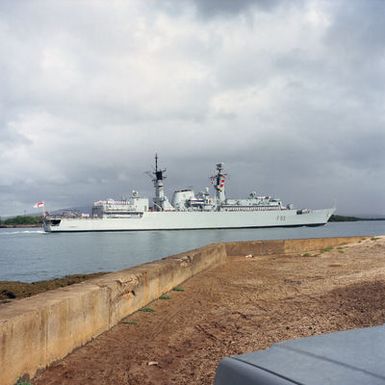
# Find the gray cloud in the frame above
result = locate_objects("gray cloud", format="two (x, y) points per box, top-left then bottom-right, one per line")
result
(155, 0), (303, 20)
(0, 0), (384, 216)
(188, 0), (282, 17)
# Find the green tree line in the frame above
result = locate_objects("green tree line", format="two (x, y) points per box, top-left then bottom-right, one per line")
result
(0, 215), (43, 226)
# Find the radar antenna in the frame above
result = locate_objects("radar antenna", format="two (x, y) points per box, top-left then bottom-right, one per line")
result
(210, 162), (227, 207)
(152, 154), (167, 211)
(154, 153), (166, 182)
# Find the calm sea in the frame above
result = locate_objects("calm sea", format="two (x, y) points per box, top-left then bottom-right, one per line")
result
(1, 221), (385, 282)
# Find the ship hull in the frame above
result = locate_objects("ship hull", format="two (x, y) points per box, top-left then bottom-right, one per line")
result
(43, 208), (335, 232)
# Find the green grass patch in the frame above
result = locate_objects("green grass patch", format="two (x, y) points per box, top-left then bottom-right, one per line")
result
(320, 246), (333, 253)
(17, 380), (32, 385)
(159, 294), (171, 300)
(139, 306), (155, 313)
(172, 286), (185, 292)
(371, 237), (380, 241)
(302, 252), (311, 257)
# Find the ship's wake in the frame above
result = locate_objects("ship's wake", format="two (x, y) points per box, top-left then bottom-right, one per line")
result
(0, 230), (45, 235)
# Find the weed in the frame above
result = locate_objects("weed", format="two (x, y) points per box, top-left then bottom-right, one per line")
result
(337, 249), (344, 253)
(159, 294), (171, 300)
(302, 253), (311, 257)
(139, 306), (155, 313)
(17, 379), (32, 385)
(172, 286), (185, 292)
(321, 246), (333, 253)
(371, 237), (380, 241)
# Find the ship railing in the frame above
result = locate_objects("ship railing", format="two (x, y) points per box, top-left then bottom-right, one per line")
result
(103, 211), (144, 217)
(220, 206), (285, 211)
(102, 207), (136, 211)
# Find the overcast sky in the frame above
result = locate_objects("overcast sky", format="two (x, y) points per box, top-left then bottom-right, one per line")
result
(1, 0), (384, 216)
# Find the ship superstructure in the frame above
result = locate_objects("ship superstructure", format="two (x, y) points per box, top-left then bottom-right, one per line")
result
(43, 156), (335, 232)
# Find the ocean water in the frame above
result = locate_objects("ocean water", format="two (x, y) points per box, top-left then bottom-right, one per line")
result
(1, 221), (385, 282)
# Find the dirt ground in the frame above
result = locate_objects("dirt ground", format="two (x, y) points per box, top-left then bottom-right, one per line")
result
(0, 273), (106, 303)
(32, 236), (385, 385)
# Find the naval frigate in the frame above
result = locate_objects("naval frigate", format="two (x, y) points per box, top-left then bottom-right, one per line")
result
(43, 156), (335, 232)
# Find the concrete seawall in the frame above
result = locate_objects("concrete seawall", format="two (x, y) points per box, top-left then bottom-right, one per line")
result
(0, 236), (366, 385)
(225, 236), (366, 256)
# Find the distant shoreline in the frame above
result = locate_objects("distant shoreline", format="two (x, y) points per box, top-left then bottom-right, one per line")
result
(329, 215), (385, 222)
(0, 224), (42, 228)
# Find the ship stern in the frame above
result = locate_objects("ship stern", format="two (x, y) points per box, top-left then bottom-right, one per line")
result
(43, 217), (61, 232)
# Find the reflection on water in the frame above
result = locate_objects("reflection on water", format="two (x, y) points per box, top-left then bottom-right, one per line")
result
(1, 221), (385, 282)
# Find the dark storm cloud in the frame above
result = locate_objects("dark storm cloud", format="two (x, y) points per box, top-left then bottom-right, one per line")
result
(189, 0), (281, 16)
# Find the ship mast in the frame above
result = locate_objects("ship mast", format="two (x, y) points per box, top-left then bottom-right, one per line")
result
(213, 162), (226, 207)
(152, 153), (166, 211)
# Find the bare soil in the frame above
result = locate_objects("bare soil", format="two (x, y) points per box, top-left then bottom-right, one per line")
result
(0, 273), (107, 303)
(33, 236), (385, 385)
